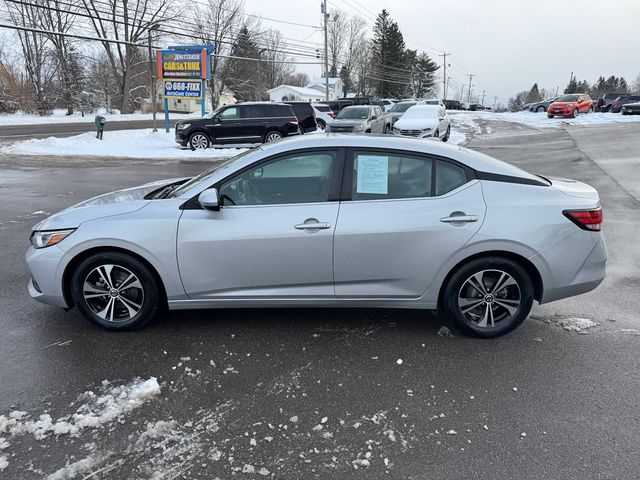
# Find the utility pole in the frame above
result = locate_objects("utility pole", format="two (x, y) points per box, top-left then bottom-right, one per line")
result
(467, 74), (475, 103)
(322, 1), (329, 101)
(438, 52), (451, 99)
(493, 95), (498, 110)
(481, 90), (486, 107)
(147, 26), (158, 132)
(459, 84), (465, 102)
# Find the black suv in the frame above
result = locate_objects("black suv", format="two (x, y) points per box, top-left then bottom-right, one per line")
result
(175, 102), (299, 149)
(284, 102), (317, 133)
(611, 94), (640, 113)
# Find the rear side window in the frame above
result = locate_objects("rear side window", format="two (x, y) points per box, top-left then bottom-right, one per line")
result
(352, 152), (470, 200)
(435, 161), (467, 195)
(288, 103), (313, 117)
(314, 105), (331, 112)
(265, 104), (294, 117)
(242, 105), (264, 118)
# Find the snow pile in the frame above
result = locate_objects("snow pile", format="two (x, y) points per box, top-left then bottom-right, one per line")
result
(0, 109), (192, 126)
(0, 455), (8, 471)
(2, 129), (247, 159)
(532, 314), (599, 333)
(46, 454), (105, 480)
(0, 377), (161, 440)
(449, 110), (640, 130)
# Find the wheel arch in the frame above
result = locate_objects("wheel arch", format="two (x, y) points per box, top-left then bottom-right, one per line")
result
(436, 250), (544, 307)
(62, 246), (168, 309)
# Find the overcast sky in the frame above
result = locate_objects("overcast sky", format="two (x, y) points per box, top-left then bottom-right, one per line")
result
(246, 0), (640, 104)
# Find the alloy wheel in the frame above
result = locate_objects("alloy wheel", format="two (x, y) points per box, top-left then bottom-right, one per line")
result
(457, 269), (521, 328)
(190, 133), (209, 149)
(83, 264), (144, 322)
(265, 132), (282, 142)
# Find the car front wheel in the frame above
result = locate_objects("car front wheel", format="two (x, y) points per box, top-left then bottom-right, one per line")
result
(70, 252), (161, 330)
(442, 125), (451, 142)
(536, 106), (545, 112)
(189, 132), (210, 150)
(440, 257), (534, 338)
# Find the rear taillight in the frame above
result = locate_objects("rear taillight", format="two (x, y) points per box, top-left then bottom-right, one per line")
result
(563, 208), (603, 231)
(328, 112), (334, 118)
(290, 118), (299, 124)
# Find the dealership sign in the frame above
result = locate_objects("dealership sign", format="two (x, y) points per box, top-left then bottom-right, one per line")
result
(157, 49), (208, 80)
(163, 80), (202, 98)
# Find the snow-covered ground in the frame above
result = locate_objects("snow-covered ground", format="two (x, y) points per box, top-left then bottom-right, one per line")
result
(0, 108), (192, 125)
(449, 110), (640, 129)
(2, 128), (247, 159)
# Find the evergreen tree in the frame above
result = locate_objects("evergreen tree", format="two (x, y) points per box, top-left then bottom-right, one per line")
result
(370, 10), (407, 97)
(339, 65), (352, 97)
(223, 26), (261, 101)
(619, 77), (629, 93)
(406, 50), (439, 98)
(525, 83), (542, 103)
(564, 77), (578, 94)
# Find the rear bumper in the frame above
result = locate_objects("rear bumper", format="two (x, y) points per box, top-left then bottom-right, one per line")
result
(539, 233), (607, 304)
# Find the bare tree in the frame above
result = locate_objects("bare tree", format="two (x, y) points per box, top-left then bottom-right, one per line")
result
(36, 0), (79, 114)
(327, 9), (346, 77)
(81, 0), (174, 113)
(633, 73), (640, 93)
(284, 72), (309, 87)
(259, 29), (294, 93)
(340, 15), (366, 96)
(4, 0), (55, 114)
(193, 0), (244, 109)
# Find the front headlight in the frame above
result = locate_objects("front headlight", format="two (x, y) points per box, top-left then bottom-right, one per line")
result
(30, 229), (75, 249)
(177, 123), (191, 130)
(567, 104), (573, 109)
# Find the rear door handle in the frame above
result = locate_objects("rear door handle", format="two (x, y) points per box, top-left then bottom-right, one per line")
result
(440, 215), (478, 223)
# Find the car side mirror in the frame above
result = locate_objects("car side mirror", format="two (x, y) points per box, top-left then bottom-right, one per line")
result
(198, 188), (220, 211)
(370, 115), (377, 120)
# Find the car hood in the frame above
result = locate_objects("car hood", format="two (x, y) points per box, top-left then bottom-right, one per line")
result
(393, 117), (438, 130)
(331, 119), (366, 127)
(32, 177), (188, 231)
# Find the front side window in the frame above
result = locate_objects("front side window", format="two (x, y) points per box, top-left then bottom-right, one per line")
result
(220, 107), (239, 119)
(219, 151), (336, 206)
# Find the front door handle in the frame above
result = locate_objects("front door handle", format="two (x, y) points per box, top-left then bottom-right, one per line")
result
(440, 214), (478, 223)
(294, 218), (331, 231)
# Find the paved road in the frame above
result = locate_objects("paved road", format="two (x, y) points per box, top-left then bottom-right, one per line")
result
(1, 122), (639, 479)
(0, 118), (179, 140)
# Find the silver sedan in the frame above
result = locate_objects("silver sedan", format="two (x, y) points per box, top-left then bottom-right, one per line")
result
(25, 135), (607, 338)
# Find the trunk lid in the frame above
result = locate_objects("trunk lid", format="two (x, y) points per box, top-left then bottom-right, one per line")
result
(547, 176), (599, 201)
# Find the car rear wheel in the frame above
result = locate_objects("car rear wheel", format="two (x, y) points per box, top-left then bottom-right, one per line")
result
(71, 252), (161, 330)
(440, 257), (534, 338)
(547, 114), (554, 118)
(317, 119), (326, 130)
(264, 130), (283, 143)
(571, 108), (578, 118)
(189, 132), (210, 150)
(536, 106), (545, 112)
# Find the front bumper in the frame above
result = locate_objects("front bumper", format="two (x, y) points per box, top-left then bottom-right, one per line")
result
(175, 129), (189, 146)
(25, 245), (69, 308)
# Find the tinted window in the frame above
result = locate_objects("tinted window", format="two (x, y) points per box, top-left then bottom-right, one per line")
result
(390, 102), (415, 113)
(314, 105), (332, 112)
(242, 105), (264, 118)
(352, 152), (432, 200)
(630, 96), (640, 101)
(435, 161), (467, 195)
(264, 104), (294, 117)
(219, 151), (336, 206)
(220, 107), (239, 119)
(287, 103), (314, 118)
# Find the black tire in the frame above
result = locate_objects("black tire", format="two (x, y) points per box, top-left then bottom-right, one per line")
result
(547, 115), (554, 119)
(317, 119), (326, 130)
(440, 256), (534, 338)
(536, 106), (545, 112)
(383, 124), (390, 134)
(588, 106), (593, 113)
(71, 252), (161, 331)
(188, 131), (210, 150)
(442, 125), (451, 142)
(571, 108), (578, 118)
(263, 130), (283, 143)
(434, 130), (439, 140)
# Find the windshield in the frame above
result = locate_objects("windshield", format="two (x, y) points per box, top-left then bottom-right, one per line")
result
(604, 93), (621, 99)
(203, 107), (223, 119)
(404, 107), (438, 119)
(169, 149), (258, 197)
(557, 95), (579, 102)
(336, 107), (369, 120)
(390, 102), (415, 113)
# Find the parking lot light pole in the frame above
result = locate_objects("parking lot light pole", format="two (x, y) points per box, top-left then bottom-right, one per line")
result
(322, 1), (329, 101)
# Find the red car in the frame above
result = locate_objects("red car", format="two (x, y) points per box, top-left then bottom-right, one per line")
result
(547, 94), (594, 118)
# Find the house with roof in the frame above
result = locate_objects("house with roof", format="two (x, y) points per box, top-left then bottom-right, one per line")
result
(267, 77), (345, 103)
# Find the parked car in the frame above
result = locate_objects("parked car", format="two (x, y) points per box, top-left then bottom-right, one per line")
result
(379, 99), (397, 112)
(326, 105), (386, 134)
(284, 101), (317, 133)
(595, 92), (626, 112)
(392, 105), (451, 141)
(621, 101), (640, 115)
(424, 98), (446, 108)
(388, 100), (425, 127)
(25, 135), (606, 338)
(528, 97), (558, 112)
(522, 102), (533, 111)
(175, 102), (299, 149)
(312, 103), (335, 129)
(443, 99), (464, 110)
(547, 94), (594, 118)
(610, 94), (640, 113)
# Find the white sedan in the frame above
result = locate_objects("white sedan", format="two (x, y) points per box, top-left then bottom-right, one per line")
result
(392, 105), (451, 142)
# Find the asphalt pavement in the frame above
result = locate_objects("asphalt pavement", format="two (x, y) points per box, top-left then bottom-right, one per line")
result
(0, 120), (639, 479)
